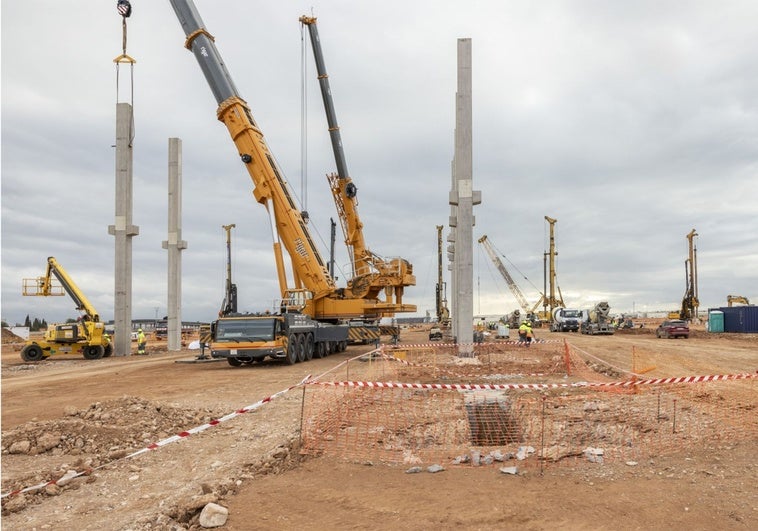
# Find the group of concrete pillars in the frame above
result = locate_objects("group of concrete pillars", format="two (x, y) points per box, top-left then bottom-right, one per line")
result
(110, 102), (185, 356)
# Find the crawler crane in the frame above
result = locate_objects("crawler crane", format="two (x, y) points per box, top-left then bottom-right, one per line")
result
(478, 235), (540, 326)
(20, 257), (113, 361)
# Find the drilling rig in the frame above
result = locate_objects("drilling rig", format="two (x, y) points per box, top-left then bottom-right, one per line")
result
(534, 216), (565, 322)
(435, 225), (450, 326)
(680, 229), (699, 321)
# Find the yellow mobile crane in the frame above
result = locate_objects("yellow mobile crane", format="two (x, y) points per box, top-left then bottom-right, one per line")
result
(20, 257), (113, 361)
(168, 0), (415, 365)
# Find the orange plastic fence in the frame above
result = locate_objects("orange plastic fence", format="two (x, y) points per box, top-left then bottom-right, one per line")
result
(300, 343), (756, 470)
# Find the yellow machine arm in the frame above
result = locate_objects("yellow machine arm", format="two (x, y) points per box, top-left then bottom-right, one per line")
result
(22, 256), (101, 322)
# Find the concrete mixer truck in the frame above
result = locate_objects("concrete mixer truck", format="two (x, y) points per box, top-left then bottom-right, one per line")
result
(580, 302), (615, 335)
(550, 307), (582, 332)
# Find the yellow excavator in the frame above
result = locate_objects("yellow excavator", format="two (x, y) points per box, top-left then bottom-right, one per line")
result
(727, 295), (751, 306)
(20, 257), (113, 361)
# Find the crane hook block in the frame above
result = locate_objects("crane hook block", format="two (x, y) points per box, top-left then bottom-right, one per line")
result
(117, 0), (132, 18)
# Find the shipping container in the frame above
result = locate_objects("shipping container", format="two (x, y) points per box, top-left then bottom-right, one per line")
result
(715, 306), (758, 333)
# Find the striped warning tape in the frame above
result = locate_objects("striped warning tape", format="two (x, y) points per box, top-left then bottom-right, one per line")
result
(383, 339), (560, 349)
(307, 373), (757, 392)
(1, 375), (311, 499)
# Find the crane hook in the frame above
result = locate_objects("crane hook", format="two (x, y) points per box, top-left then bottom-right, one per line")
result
(117, 0), (132, 18)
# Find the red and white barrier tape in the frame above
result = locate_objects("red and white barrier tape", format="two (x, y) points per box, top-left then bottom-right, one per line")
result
(1, 375), (311, 499)
(383, 339), (559, 349)
(308, 373), (756, 392)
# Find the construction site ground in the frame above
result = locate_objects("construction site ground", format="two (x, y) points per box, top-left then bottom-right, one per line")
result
(1, 322), (756, 530)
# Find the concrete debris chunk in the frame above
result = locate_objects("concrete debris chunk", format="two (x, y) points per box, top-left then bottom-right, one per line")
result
(199, 502), (229, 528)
(427, 464), (445, 473)
(583, 447), (605, 464)
(499, 466), (519, 475)
(516, 446), (535, 460)
(405, 466), (423, 474)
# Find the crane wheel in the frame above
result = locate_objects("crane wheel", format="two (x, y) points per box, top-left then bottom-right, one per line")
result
(296, 334), (306, 363)
(21, 345), (45, 362)
(285, 335), (298, 365)
(304, 333), (314, 361)
(83, 345), (105, 360)
(315, 342), (326, 359)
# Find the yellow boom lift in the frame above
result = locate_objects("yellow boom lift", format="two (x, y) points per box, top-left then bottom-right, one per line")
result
(21, 257), (113, 361)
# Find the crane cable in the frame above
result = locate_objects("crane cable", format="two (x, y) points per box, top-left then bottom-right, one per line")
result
(299, 20), (309, 218)
(114, 1), (136, 146)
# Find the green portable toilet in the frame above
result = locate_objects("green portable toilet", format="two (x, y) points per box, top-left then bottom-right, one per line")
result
(708, 310), (724, 333)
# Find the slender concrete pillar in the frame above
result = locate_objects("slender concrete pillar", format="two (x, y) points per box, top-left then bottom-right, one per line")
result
(449, 39), (481, 353)
(162, 138), (188, 351)
(108, 102), (140, 356)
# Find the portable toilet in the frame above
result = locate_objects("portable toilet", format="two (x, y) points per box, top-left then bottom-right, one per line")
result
(707, 310), (724, 333)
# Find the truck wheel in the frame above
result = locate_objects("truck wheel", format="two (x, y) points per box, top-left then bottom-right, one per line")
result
(83, 345), (105, 360)
(338, 340), (347, 352)
(103, 344), (114, 357)
(227, 357), (242, 367)
(285, 336), (298, 365)
(304, 333), (314, 361)
(315, 342), (326, 359)
(21, 345), (45, 362)
(296, 334), (306, 363)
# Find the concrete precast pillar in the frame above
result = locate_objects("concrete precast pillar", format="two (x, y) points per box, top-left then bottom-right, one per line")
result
(108, 102), (139, 356)
(449, 39), (481, 354)
(162, 138), (187, 351)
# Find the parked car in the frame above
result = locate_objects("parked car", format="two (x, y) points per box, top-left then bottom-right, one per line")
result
(429, 327), (443, 341)
(656, 320), (689, 339)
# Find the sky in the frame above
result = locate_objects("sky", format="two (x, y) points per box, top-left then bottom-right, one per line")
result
(2, 0), (757, 326)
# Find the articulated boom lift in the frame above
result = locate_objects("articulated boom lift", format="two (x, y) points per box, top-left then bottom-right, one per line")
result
(20, 256), (112, 361)
(299, 15), (415, 306)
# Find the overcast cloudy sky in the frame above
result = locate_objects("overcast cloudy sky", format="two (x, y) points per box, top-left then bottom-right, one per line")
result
(2, 0), (757, 326)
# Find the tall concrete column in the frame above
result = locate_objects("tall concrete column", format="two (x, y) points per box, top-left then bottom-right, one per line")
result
(448, 39), (481, 353)
(162, 138), (188, 351)
(108, 102), (140, 356)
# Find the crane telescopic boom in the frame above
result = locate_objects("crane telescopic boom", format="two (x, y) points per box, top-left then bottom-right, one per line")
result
(299, 15), (415, 307)
(478, 235), (534, 314)
(168, 0), (413, 319)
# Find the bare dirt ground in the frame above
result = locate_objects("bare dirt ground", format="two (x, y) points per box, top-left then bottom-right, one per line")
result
(2, 323), (756, 530)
